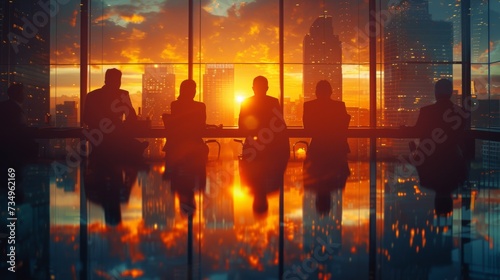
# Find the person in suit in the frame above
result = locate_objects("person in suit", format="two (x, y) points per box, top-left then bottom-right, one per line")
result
(411, 78), (467, 192)
(83, 68), (147, 160)
(303, 80), (350, 180)
(238, 76), (289, 190)
(0, 83), (38, 161)
(164, 79), (208, 197)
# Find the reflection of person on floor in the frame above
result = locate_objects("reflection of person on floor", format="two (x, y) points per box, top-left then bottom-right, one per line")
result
(238, 76), (289, 199)
(303, 160), (349, 216)
(84, 159), (137, 226)
(83, 68), (148, 161)
(411, 79), (468, 210)
(164, 79), (208, 216)
(248, 181), (280, 218)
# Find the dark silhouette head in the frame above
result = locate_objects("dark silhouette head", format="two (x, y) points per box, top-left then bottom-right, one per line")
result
(252, 76), (269, 96)
(7, 83), (24, 103)
(253, 192), (269, 218)
(178, 79), (196, 100)
(315, 80), (332, 99)
(435, 79), (453, 101)
(434, 194), (453, 216)
(105, 68), (122, 89)
(316, 191), (332, 216)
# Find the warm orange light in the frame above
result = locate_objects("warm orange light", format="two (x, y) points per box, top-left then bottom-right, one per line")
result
(232, 185), (249, 199)
(235, 92), (247, 104)
(121, 269), (144, 278)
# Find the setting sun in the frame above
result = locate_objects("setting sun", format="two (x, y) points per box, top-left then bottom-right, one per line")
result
(236, 93), (247, 104)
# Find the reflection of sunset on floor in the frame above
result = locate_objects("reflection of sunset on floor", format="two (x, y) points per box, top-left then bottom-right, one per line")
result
(43, 159), (500, 278)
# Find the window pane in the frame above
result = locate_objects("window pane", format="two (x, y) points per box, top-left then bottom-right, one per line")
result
(0, 1), (52, 126)
(284, 1), (370, 129)
(491, 1), (500, 63)
(195, 1), (279, 128)
(89, 1), (188, 65)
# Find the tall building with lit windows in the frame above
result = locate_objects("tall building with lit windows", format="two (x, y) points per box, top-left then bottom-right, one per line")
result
(55, 101), (78, 127)
(142, 64), (176, 126)
(384, 0), (453, 129)
(0, 1), (50, 126)
(303, 14), (343, 103)
(203, 64), (235, 126)
(470, 0), (489, 63)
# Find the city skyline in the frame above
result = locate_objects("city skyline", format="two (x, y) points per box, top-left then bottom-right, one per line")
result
(1, 0), (499, 128)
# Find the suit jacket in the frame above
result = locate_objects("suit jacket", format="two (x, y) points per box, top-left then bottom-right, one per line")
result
(169, 99), (206, 142)
(413, 99), (466, 187)
(83, 86), (137, 130)
(164, 99), (208, 166)
(238, 94), (289, 166)
(414, 99), (465, 159)
(303, 98), (350, 160)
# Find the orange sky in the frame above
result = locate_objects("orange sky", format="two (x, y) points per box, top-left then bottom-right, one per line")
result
(49, 0), (499, 113)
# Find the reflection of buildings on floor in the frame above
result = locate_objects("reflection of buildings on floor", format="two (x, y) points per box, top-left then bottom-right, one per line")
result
(2, 158), (498, 278)
(140, 164), (175, 230)
(0, 164), (50, 278)
(381, 173), (459, 279)
(302, 187), (343, 278)
(142, 138), (167, 160)
(204, 161), (235, 229)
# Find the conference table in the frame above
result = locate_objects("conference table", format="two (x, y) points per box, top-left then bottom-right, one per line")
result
(28, 126), (498, 141)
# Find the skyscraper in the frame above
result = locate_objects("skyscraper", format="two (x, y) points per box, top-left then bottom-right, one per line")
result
(55, 101), (78, 127)
(203, 64), (235, 126)
(303, 14), (342, 102)
(383, 0), (453, 157)
(384, 0), (453, 128)
(142, 64), (175, 126)
(0, 1), (50, 126)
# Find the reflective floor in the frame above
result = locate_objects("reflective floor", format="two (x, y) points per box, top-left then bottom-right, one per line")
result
(1, 156), (499, 279)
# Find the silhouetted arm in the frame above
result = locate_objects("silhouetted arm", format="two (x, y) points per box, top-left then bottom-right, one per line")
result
(238, 102), (247, 133)
(120, 90), (137, 122)
(303, 102), (312, 131)
(339, 102), (350, 130)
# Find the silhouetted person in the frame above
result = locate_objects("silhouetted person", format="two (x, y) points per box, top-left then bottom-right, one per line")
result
(303, 80), (350, 183)
(411, 78), (467, 194)
(83, 68), (148, 161)
(84, 158), (137, 226)
(238, 76), (289, 191)
(164, 79), (208, 168)
(163, 80), (207, 216)
(0, 83), (38, 161)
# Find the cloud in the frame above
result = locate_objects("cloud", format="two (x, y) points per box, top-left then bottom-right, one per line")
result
(52, 0), (370, 66)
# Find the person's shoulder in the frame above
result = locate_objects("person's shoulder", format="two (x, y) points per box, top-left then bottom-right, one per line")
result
(87, 88), (100, 96)
(86, 87), (107, 99)
(118, 89), (129, 95)
(194, 100), (206, 109)
(266, 95), (279, 102)
(263, 95), (280, 106)
(420, 103), (435, 112)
